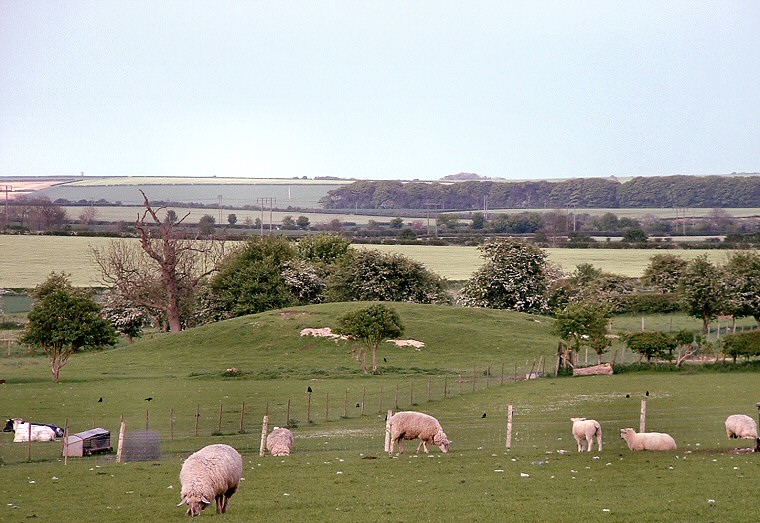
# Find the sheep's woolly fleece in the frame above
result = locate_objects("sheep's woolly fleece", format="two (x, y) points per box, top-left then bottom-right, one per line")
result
(300, 327), (424, 349)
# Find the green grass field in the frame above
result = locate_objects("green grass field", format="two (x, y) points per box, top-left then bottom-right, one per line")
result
(1, 302), (758, 522)
(0, 235), (740, 288)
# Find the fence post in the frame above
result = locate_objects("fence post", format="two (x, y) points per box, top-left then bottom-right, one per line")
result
(514, 361), (518, 382)
(286, 399), (291, 427)
(325, 393), (330, 421)
(116, 416), (125, 463)
(506, 404), (513, 449)
(409, 380), (414, 406)
(239, 402), (246, 433)
(344, 390), (348, 418)
(427, 377), (431, 402)
(63, 419), (70, 466)
(27, 423), (32, 462)
(384, 409), (393, 453)
(307, 390), (312, 424)
(640, 399), (647, 433)
(394, 384), (399, 410)
(217, 403), (224, 433)
(472, 367), (476, 392)
(146, 409), (150, 431)
(379, 387), (383, 413)
(444, 374), (448, 398)
(259, 414), (269, 457)
(194, 404), (200, 437)
(361, 387), (366, 416)
(500, 363), (504, 385)
(170, 408), (175, 441)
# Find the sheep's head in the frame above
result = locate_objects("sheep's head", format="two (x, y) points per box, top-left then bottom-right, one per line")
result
(178, 495), (211, 517)
(434, 431), (450, 453)
(620, 428), (634, 439)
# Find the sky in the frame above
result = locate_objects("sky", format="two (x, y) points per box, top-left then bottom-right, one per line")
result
(1, 1), (759, 181)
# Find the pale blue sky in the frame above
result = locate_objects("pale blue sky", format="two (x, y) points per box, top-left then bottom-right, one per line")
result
(1, 1), (758, 180)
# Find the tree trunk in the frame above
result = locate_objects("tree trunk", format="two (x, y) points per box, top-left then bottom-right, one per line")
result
(371, 344), (379, 373)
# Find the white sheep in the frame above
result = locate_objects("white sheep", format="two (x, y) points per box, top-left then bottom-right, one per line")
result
(619, 428), (677, 451)
(387, 411), (450, 456)
(266, 427), (294, 456)
(178, 444), (243, 517)
(725, 414), (758, 439)
(570, 417), (602, 452)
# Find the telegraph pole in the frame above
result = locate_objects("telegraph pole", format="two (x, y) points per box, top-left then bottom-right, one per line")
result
(256, 197), (276, 236)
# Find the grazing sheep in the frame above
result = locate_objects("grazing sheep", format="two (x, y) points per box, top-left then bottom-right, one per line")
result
(266, 427), (294, 456)
(570, 417), (602, 452)
(725, 414), (758, 440)
(387, 411), (450, 456)
(178, 444), (243, 517)
(619, 428), (677, 451)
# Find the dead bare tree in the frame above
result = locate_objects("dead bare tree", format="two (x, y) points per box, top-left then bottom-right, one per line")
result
(92, 190), (225, 333)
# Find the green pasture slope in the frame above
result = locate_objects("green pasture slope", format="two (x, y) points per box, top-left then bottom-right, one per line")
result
(1, 302), (759, 522)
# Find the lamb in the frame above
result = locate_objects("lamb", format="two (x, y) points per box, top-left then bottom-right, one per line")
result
(387, 411), (450, 456)
(266, 427), (294, 456)
(619, 428), (677, 451)
(570, 417), (602, 452)
(725, 414), (758, 439)
(178, 444), (243, 517)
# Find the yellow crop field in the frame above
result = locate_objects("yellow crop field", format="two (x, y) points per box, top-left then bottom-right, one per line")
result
(0, 235), (739, 288)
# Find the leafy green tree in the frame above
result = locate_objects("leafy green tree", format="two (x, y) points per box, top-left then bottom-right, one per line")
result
(722, 330), (760, 363)
(227, 213), (237, 225)
(296, 234), (351, 265)
(296, 215), (310, 229)
(553, 301), (612, 364)
(333, 303), (404, 373)
(470, 212), (485, 230)
(198, 214), (216, 236)
(281, 215), (297, 229)
(327, 249), (450, 304)
(723, 251), (760, 325)
(389, 217), (404, 229)
(20, 272), (117, 382)
(458, 239), (549, 313)
(206, 237), (296, 319)
(642, 253), (688, 293)
(625, 331), (677, 362)
(679, 255), (728, 333)
(621, 227), (648, 243)
(436, 213), (459, 230)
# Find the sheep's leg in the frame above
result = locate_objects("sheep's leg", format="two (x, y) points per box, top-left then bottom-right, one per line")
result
(416, 440), (429, 454)
(216, 495), (224, 514)
(597, 434), (603, 452)
(586, 437), (592, 452)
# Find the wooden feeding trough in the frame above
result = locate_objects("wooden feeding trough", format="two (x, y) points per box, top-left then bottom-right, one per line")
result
(63, 428), (113, 457)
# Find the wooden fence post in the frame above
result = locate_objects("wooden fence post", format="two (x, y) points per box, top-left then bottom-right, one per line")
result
(27, 423), (32, 462)
(170, 408), (175, 441)
(506, 405), (513, 449)
(307, 391), (312, 424)
(239, 402), (246, 433)
(194, 404), (200, 437)
(409, 380), (414, 406)
(444, 374), (448, 398)
(63, 419), (70, 466)
(472, 367), (476, 392)
(286, 399), (291, 427)
(362, 387), (366, 415)
(217, 404), (224, 433)
(344, 390), (348, 418)
(500, 363), (504, 385)
(394, 384), (399, 410)
(384, 409), (393, 453)
(640, 399), (647, 433)
(116, 416), (125, 463)
(379, 387), (383, 413)
(325, 393), (330, 421)
(427, 377), (431, 402)
(259, 414), (269, 457)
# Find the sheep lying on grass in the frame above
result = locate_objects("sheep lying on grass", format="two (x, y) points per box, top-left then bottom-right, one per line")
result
(619, 428), (677, 451)
(725, 414), (758, 440)
(570, 417), (602, 452)
(387, 411), (450, 456)
(266, 427), (294, 456)
(178, 444), (243, 517)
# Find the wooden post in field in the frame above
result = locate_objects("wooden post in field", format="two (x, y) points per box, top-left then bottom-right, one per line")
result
(116, 416), (125, 463)
(540, 356), (546, 377)
(514, 361), (518, 382)
(286, 399), (291, 427)
(640, 400), (647, 433)
(63, 419), (69, 466)
(194, 404), (200, 437)
(146, 409), (150, 431)
(506, 405), (513, 449)
(379, 387), (383, 413)
(444, 374), (448, 398)
(641, 315), (645, 332)
(585, 347), (588, 365)
(170, 408), (175, 441)
(384, 409), (393, 453)
(529, 359), (537, 379)
(362, 386), (366, 415)
(409, 380), (414, 406)
(500, 363), (504, 385)
(307, 390), (312, 424)
(343, 390), (348, 418)
(259, 414), (269, 457)
(427, 377), (431, 402)
(472, 367), (476, 392)
(325, 393), (329, 421)
(27, 422), (32, 461)
(239, 402), (246, 433)
(217, 403), (224, 433)
(395, 384), (399, 409)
